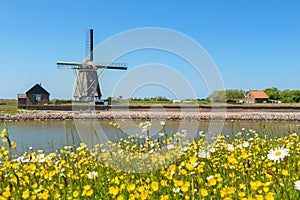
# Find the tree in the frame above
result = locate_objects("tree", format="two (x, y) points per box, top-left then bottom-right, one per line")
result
(291, 90), (300, 103)
(206, 90), (226, 103)
(280, 90), (293, 103)
(105, 96), (112, 102)
(206, 90), (246, 103)
(264, 87), (280, 100)
(225, 90), (246, 99)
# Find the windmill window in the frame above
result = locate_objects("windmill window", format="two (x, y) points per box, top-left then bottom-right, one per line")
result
(34, 94), (41, 102)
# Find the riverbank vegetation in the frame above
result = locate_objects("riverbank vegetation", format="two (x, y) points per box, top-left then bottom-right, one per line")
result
(206, 88), (300, 103)
(0, 122), (300, 199)
(0, 99), (17, 114)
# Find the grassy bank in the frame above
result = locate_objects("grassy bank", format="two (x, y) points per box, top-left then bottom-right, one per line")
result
(0, 99), (18, 114)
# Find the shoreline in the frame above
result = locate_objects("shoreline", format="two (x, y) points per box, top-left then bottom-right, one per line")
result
(1, 109), (300, 121)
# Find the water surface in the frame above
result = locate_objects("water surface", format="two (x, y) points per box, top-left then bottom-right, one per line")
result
(1, 120), (299, 153)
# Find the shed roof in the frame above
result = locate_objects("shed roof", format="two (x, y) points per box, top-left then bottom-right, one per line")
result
(248, 90), (269, 99)
(18, 94), (26, 98)
(26, 84), (50, 95)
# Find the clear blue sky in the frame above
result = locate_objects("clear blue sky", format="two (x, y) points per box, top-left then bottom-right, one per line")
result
(1, 0), (299, 99)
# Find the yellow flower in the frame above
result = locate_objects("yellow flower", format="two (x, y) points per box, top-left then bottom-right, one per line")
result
(200, 188), (208, 196)
(265, 192), (274, 200)
(3, 149), (8, 155)
(250, 181), (262, 191)
(220, 188), (227, 197)
(73, 191), (79, 198)
(180, 182), (190, 192)
(169, 164), (176, 172)
(238, 191), (246, 197)
(127, 184), (136, 192)
(160, 195), (169, 200)
(129, 194), (136, 200)
(256, 195), (264, 200)
(161, 179), (168, 187)
(117, 195), (124, 200)
(29, 164), (36, 171)
(11, 141), (16, 148)
(139, 192), (148, 200)
(190, 156), (198, 163)
(185, 163), (194, 171)
(207, 176), (217, 186)
(1, 128), (7, 137)
(12, 163), (19, 170)
(54, 192), (60, 198)
(174, 180), (183, 187)
(180, 169), (187, 175)
(22, 189), (30, 199)
(281, 169), (289, 176)
(227, 156), (238, 165)
(227, 187), (235, 194)
(151, 181), (159, 191)
(109, 186), (119, 196)
(2, 137), (7, 143)
(37, 191), (49, 200)
(165, 171), (173, 180)
(263, 187), (269, 193)
(86, 190), (93, 196)
(137, 185), (145, 193)
(83, 185), (91, 191)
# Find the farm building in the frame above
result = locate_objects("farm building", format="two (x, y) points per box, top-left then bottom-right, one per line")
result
(245, 90), (269, 103)
(18, 83), (50, 106)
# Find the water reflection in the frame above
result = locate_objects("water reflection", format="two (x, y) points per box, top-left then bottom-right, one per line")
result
(1, 120), (299, 153)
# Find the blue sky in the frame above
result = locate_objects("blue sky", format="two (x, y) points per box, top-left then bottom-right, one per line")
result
(1, 0), (299, 99)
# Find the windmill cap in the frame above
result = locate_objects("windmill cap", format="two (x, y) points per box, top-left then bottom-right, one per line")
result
(82, 60), (96, 69)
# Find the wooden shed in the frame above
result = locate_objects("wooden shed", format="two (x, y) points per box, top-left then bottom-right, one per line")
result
(245, 90), (269, 103)
(17, 94), (27, 106)
(18, 84), (50, 106)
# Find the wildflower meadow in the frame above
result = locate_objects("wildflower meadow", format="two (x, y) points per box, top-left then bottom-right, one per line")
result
(0, 121), (300, 199)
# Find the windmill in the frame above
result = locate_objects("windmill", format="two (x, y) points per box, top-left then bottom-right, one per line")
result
(57, 29), (127, 101)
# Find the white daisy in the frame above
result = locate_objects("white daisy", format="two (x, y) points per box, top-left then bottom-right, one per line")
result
(87, 171), (98, 179)
(267, 147), (289, 162)
(227, 144), (234, 151)
(167, 144), (175, 150)
(181, 146), (188, 152)
(295, 180), (300, 191)
(160, 121), (166, 126)
(206, 175), (214, 181)
(242, 142), (250, 148)
(198, 150), (210, 159)
(173, 187), (180, 193)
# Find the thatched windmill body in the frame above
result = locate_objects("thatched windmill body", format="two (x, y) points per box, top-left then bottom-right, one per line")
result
(57, 29), (127, 101)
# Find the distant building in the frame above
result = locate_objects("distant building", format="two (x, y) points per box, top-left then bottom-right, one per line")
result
(227, 98), (244, 104)
(18, 83), (50, 106)
(245, 90), (269, 103)
(173, 100), (181, 103)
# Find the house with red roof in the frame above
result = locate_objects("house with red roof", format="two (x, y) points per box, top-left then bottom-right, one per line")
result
(245, 90), (269, 103)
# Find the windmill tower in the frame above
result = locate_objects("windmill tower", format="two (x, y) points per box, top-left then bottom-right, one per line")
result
(57, 29), (127, 101)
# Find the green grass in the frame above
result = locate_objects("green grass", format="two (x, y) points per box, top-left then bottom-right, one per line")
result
(0, 99), (18, 114)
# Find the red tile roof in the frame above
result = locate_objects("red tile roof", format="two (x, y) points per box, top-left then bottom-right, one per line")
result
(249, 90), (269, 99)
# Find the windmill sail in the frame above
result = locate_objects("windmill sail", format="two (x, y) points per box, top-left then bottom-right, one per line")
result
(57, 29), (127, 102)
(73, 29), (102, 101)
